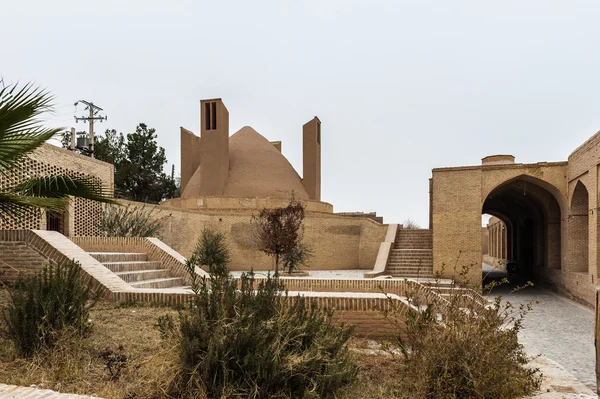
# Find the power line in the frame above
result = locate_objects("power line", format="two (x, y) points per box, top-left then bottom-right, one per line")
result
(74, 100), (107, 158)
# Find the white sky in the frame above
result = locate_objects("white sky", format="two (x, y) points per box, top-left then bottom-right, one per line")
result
(3, 0), (600, 226)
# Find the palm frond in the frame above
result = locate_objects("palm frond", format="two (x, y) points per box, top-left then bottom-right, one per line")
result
(0, 83), (63, 173)
(0, 192), (66, 224)
(14, 175), (117, 205)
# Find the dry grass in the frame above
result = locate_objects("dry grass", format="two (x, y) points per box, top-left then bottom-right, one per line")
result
(0, 291), (401, 399)
(0, 293), (180, 398)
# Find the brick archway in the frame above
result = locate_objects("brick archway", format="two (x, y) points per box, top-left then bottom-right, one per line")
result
(483, 176), (563, 280)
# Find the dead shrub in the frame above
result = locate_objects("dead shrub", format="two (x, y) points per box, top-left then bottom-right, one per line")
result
(386, 274), (542, 399)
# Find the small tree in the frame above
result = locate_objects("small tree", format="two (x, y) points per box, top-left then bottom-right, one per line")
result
(189, 228), (230, 273)
(253, 197), (305, 275)
(281, 242), (313, 274)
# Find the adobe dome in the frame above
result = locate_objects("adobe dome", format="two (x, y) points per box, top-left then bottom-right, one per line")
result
(182, 126), (309, 200)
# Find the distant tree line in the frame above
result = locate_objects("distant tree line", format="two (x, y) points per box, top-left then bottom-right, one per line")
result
(62, 124), (179, 203)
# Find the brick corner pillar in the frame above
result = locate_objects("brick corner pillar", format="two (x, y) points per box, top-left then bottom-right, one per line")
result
(596, 287), (600, 394)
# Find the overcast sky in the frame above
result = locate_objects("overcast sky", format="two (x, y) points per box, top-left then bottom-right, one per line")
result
(3, 0), (600, 226)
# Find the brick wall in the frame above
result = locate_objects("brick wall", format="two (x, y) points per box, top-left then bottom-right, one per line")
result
(121, 199), (387, 271)
(0, 241), (49, 284)
(431, 162), (569, 289)
(431, 167), (483, 284)
(0, 144), (114, 236)
(430, 146), (600, 305)
(567, 136), (599, 283)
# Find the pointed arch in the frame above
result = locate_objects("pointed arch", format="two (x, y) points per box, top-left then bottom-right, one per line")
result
(483, 175), (564, 279)
(568, 180), (589, 273)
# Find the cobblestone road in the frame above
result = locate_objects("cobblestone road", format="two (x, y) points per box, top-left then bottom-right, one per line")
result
(484, 266), (596, 391)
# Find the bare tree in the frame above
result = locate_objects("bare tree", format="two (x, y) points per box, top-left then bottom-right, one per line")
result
(253, 197), (305, 275)
(403, 218), (421, 229)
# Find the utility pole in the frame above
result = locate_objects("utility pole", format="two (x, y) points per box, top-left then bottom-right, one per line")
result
(69, 127), (76, 150)
(74, 100), (107, 158)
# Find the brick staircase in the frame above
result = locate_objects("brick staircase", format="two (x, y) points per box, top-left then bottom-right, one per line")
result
(386, 229), (434, 277)
(88, 252), (188, 289)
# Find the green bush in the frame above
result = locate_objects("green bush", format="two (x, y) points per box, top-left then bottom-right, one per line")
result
(170, 267), (357, 398)
(1, 261), (95, 357)
(388, 280), (541, 399)
(281, 242), (313, 273)
(189, 228), (230, 273)
(98, 203), (161, 238)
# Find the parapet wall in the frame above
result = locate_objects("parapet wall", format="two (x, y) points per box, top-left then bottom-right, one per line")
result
(124, 199), (386, 271)
(161, 196), (334, 214)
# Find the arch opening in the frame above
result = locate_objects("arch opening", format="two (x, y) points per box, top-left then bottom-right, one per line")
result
(568, 181), (589, 273)
(482, 176), (562, 284)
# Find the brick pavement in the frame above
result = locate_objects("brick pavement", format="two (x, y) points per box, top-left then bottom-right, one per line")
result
(0, 384), (101, 398)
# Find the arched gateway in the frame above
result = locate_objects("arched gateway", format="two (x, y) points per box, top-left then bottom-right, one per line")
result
(483, 175), (564, 280)
(428, 150), (600, 302)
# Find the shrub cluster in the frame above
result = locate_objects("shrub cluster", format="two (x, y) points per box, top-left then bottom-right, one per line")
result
(1, 261), (95, 357)
(389, 282), (542, 399)
(189, 228), (230, 273)
(170, 266), (357, 398)
(98, 203), (161, 238)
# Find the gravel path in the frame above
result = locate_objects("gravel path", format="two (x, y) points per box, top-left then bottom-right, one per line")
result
(484, 265), (596, 392)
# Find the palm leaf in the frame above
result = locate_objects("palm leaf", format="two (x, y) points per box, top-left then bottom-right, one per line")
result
(0, 192), (66, 224)
(14, 175), (117, 205)
(0, 83), (63, 174)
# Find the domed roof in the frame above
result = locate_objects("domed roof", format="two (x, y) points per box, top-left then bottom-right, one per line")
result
(222, 127), (309, 199)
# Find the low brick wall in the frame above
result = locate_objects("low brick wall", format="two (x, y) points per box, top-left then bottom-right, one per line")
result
(116, 288), (409, 339)
(272, 277), (451, 315)
(0, 240), (49, 284)
(0, 230), (418, 340)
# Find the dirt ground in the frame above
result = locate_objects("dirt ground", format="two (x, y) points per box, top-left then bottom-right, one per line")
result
(0, 288), (593, 399)
(0, 290), (406, 399)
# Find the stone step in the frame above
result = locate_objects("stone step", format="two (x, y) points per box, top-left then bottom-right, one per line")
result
(389, 254), (433, 258)
(115, 269), (171, 283)
(389, 272), (434, 277)
(394, 242), (432, 247)
(390, 253), (432, 256)
(388, 259), (433, 266)
(130, 277), (185, 289)
(102, 261), (162, 273)
(388, 264), (433, 268)
(386, 266), (433, 272)
(390, 255), (433, 259)
(390, 250), (432, 253)
(387, 268), (434, 273)
(389, 255), (432, 259)
(89, 252), (148, 263)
